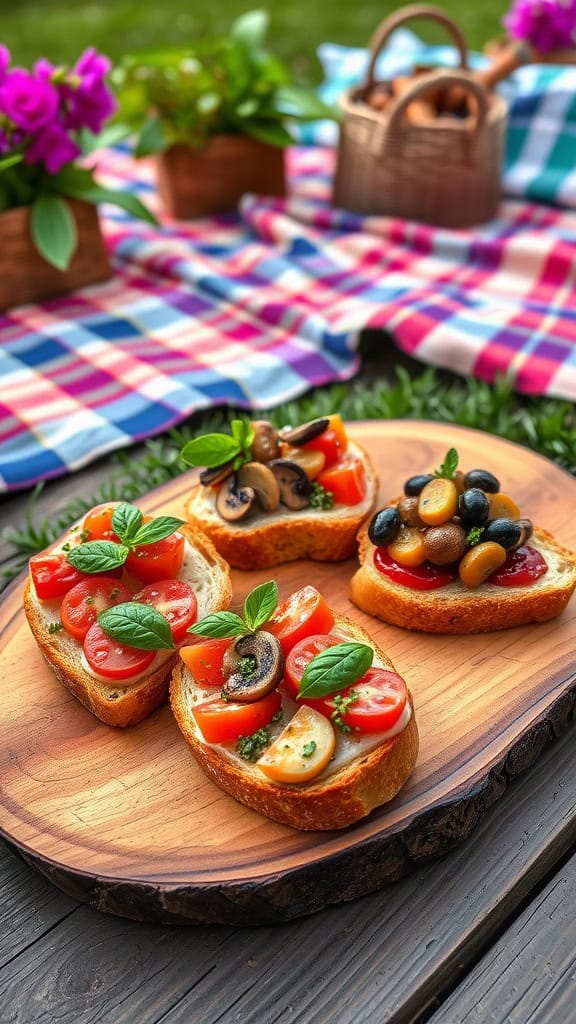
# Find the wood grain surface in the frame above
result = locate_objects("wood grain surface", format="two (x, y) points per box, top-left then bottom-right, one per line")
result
(1, 421), (575, 926)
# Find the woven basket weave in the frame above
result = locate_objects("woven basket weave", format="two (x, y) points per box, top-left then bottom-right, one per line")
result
(333, 4), (508, 228)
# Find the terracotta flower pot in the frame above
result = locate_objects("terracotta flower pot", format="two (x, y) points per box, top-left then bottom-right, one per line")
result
(156, 135), (286, 219)
(0, 199), (110, 312)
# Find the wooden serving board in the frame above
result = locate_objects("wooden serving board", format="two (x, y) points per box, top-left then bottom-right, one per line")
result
(1, 421), (575, 926)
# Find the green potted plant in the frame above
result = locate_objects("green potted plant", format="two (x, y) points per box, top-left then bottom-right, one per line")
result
(113, 9), (337, 218)
(0, 44), (155, 311)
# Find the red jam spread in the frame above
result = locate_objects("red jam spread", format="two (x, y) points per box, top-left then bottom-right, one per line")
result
(374, 548), (457, 590)
(488, 546), (548, 587)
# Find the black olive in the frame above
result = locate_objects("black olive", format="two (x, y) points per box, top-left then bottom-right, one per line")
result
(458, 488), (490, 526)
(481, 518), (522, 550)
(464, 469), (500, 493)
(368, 507), (402, 546)
(404, 473), (434, 497)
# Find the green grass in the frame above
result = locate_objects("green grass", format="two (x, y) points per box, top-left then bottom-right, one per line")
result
(4, 0), (507, 78)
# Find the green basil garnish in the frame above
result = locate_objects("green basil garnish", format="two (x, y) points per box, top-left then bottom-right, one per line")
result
(67, 540), (129, 574)
(297, 643), (373, 699)
(187, 611), (248, 639)
(111, 502), (142, 543)
(130, 516), (185, 546)
(434, 448), (459, 480)
(98, 602), (175, 650)
(243, 580), (279, 631)
(180, 419), (254, 469)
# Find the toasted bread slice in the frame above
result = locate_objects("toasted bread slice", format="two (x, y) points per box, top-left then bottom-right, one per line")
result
(184, 443), (379, 570)
(350, 524), (576, 634)
(170, 613), (419, 830)
(24, 526), (232, 727)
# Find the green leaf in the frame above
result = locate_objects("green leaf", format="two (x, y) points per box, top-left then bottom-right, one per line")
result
(0, 153), (24, 172)
(99, 602), (175, 650)
(134, 115), (167, 158)
(230, 419), (254, 453)
(67, 540), (129, 574)
(187, 611), (247, 639)
(30, 195), (77, 271)
(434, 448), (459, 480)
(466, 526), (484, 547)
(130, 515), (184, 546)
(112, 502), (143, 543)
(275, 84), (338, 122)
(66, 183), (158, 226)
(180, 433), (241, 468)
(244, 120), (293, 147)
(231, 9), (269, 49)
(298, 643), (374, 699)
(243, 580), (279, 631)
(79, 123), (131, 155)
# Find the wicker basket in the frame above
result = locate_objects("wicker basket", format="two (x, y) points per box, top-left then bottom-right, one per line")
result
(333, 4), (508, 228)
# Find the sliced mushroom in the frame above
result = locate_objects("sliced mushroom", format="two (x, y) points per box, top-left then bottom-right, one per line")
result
(279, 417), (329, 447)
(237, 462), (280, 512)
(269, 459), (311, 510)
(222, 630), (284, 702)
(215, 474), (255, 521)
(250, 420), (280, 463)
(200, 458), (236, 487)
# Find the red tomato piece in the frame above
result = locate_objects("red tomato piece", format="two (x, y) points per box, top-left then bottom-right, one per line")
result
(29, 554), (87, 600)
(268, 586), (335, 656)
(489, 545), (548, 587)
(332, 669), (407, 734)
(179, 637), (232, 687)
(284, 633), (342, 699)
(60, 577), (132, 641)
(192, 690), (282, 744)
(133, 579), (197, 643)
(83, 622), (156, 680)
(301, 428), (342, 469)
(317, 456), (367, 506)
(374, 548), (457, 590)
(125, 532), (185, 583)
(82, 502), (121, 542)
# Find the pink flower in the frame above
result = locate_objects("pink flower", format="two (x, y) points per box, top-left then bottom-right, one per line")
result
(65, 47), (117, 133)
(0, 68), (58, 132)
(504, 0), (576, 52)
(0, 45), (10, 85)
(25, 121), (80, 174)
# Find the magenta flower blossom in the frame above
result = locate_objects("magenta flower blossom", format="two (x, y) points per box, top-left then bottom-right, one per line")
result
(504, 0), (576, 52)
(0, 68), (59, 132)
(64, 47), (117, 134)
(0, 45), (10, 85)
(25, 121), (81, 174)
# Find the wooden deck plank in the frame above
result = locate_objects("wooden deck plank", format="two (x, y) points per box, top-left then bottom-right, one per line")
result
(1, 721), (575, 1024)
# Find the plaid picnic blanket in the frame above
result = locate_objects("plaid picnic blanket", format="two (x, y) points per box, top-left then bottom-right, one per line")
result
(2, 36), (576, 492)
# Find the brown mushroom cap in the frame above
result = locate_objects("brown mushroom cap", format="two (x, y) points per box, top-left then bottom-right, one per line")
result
(269, 459), (311, 510)
(513, 517), (534, 550)
(222, 630), (284, 702)
(215, 474), (255, 522)
(250, 420), (280, 463)
(200, 458), (236, 487)
(236, 462), (280, 512)
(279, 417), (330, 447)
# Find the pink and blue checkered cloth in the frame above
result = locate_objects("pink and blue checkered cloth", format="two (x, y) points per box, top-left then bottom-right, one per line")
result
(1, 143), (576, 492)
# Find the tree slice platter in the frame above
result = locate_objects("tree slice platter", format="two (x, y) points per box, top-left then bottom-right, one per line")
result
(1, 421), (575, 926)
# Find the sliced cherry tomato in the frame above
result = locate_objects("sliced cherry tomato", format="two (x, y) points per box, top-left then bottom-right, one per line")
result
(374, 547), (457, 590)
(133, 579), (197, 643)
(317, 456), (367, 506)
(125, 532), (185, 583)
(268, 586), (335, 656)
(489, 545), (548, 587)
(302, 428), (342, 469)
(29, 554), (87, 600)
(60, 577), (132, 641)
(83, 622), (156, 680)
(179, 637), (232, 687)
(82, 502), (121, 542)
(284, 633), (342, 699)
(192, 689), (282, 744)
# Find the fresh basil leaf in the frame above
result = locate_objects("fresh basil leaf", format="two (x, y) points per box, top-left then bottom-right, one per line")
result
(134, 114), (167, 157)
(435, 448), (459, 480)
(99, 602), (175, 650)
(187, 611), (247, 639)
(67, 540), (129, 573)
(30, 195), (77, 271)
(112, 502), (143, 543)
(130, 516), (184, 546)
(297, 643), (374, 699)
(243, 580), (279, 631)
(180, 433), (241, 468)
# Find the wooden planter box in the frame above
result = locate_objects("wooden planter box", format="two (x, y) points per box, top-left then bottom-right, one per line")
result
(156, 135), (286, 219)
(0, 199), (110, 311)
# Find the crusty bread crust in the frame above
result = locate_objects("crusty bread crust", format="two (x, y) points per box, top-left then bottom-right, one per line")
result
(24, 526), (232, 728)
(170, 613), (419, 830)
(184, 443), (379, 570)
(350, 524), (576, 634)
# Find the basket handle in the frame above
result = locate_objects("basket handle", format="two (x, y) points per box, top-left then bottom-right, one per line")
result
(364, 3), (468, 91)
(385, 71), (488, 135)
